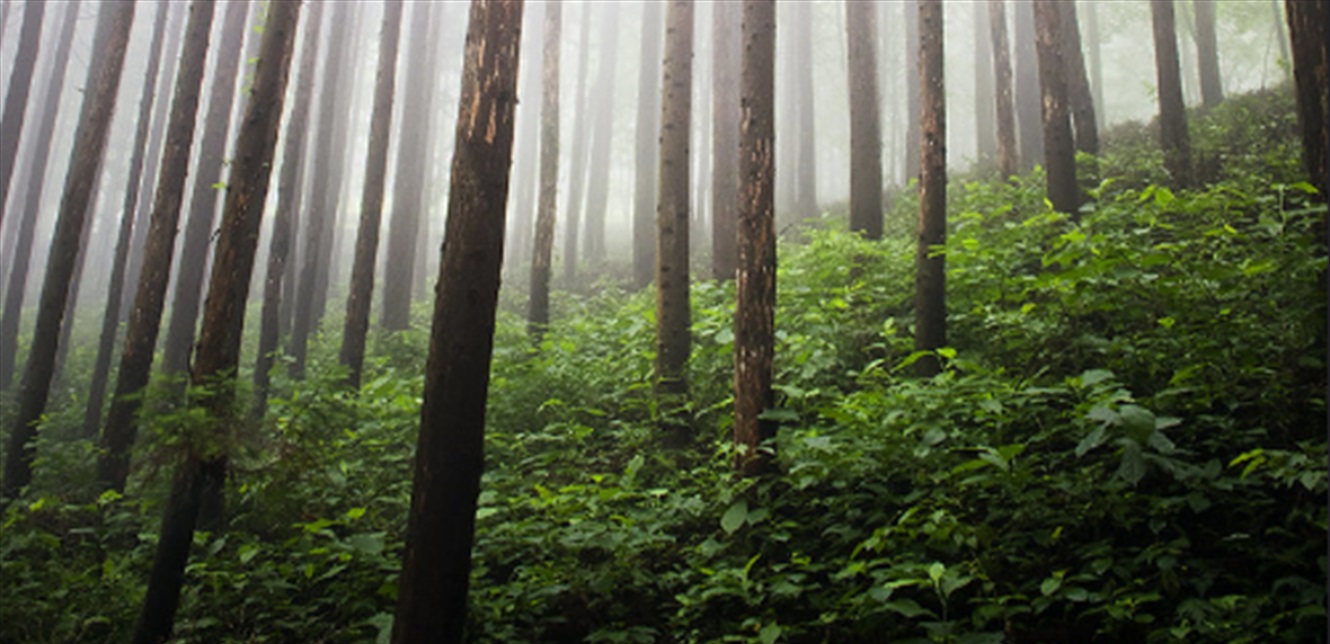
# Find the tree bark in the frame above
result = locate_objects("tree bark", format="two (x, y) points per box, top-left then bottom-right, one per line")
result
(0, 0), (43, 230)
(1059, 1), (1098, 157)
(633, 1), (664, 289)
(734, 0), (776, 477)
(655, 0), (694, 438)
(847, 0), (883, 240)
(583, 3), (620, 268)
(1013, 0), (1043, 173)
(0, 1), (78, 393)
(1033, 0), (1079, 214)
(561, 3), (594, 285)
(391, 2), (522, 640)
(132, 3), (300, 639)
(340, 0), (404, 389)
(1194, 0), (1223, 108)
(527, 2), (560, 338)
(97, 0), (217, 494)
(914, 0), (946, 378)
(160, 0), (251, 378)
(989, 0), (1019, 179)
(710, 1), (741, 281)
(83, 0), (172, 439)
(1285, 0), (1327, 201)
(4, 0), (135, 500)
(1151, 0), (1194, 188)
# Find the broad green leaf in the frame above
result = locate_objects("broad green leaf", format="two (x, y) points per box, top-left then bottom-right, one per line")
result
(721, 500), (748, 535)
(881, 598), (935, 619)
(759, 623), (782, 644)
(1117, 441), (1146, 485)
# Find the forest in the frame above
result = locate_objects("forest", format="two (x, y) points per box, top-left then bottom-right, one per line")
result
(0, 0), (1325, 642)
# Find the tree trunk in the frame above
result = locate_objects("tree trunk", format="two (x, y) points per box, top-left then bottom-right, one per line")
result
(391, 2), (522, 640)
(655, 0), (694, 439)
(1059, 1), (1098, 157)
(847, 0), (882, 240)
(1194, 0), (1223, 108)
(633, 2), (664, 289)
(381, 1), (438, 332)
(83, 0), (172, 439)
(1033, 0), (1078, 214)
(160, 0), (251, 378)
(0, 1), (78, 393)
(1285, 0), (1327, 201)
(583, 4), (620, 269)
(793, 1), (817, 216)
(904, 0), (922, 182)
(0, 0), (43, 230)
(3, 0), (135, 500)
(561, 4), (594, 286)
(132, 3), (300, 639)
(97, 0), (217, 494)
(253, 1), (322, 419)
(527, 2), (561, 338)
(1271, 0), (1291, 76)
(989, 0), (1019, 179)
(710, 1), (741, 281)
(506, 2), (544, 272)
(734, 0), (776, 477)
(340, 0), (404, 389)
(1151, 0), (1194, 188)
(974, 1), (997, 163)
(1014, 0), (1044, 173)
(1082, 0), (1105, 129)
(914, 0), (946, 379)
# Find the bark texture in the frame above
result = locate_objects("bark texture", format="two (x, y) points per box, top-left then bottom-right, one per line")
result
(1033, 0), (1078, 214)
(132, 3), (300, 639)
(989, 0), (1019, 179)
(391, 2), (522, 640)
(1059, 1), (1098, 157)
(847, 0), (883, 240)
(3, 1), (134, 499)
(527, 2), (560, 337)
(914, 0), (947, 378)
(1151, 0), (1193, 188)
(97, 0), (217, 493)
(1285, 0), (1328, 201)
(734, 0), (776, 477)
(633, 2), (664, 288)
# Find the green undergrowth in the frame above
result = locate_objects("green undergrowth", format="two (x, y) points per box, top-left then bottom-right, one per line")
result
(1, 90), (1325, 642)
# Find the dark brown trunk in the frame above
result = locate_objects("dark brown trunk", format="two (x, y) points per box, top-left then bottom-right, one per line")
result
(633, 2), (664, 289)
(1059, 1), (1098, 157)
(1014, 0), (1043, 173)
(160, 0), (251, 378)
(584, 4), (620, 268)
(655, 0), (694, 439)
(734, 0), (776, 477)
(4, 0), (134, 500)
(561, 4), (594, 286)
(1151, 0), (1194, 188)
(847, 0), (883, 240)
(253, 1), (322, 418)
(914, 0), (946, 378)
(390, 2), (522, 639)
(0, 1), (78, 393)
(527, 3), (560, 338)
(990, 0), (1019, 179)
(1033, 0), (1079, 214)
(132, 3), (300, 639)
(1285, 0), (1327, 201)
(0, 0), (43, 230)
(711, 1), (741, 281)
(97, 0), (217, 494)
(382, 1), (438, 332)
(340, 0), (404, 389)
(83, 0), (172, 439)
(1194, 0), (1223, 108)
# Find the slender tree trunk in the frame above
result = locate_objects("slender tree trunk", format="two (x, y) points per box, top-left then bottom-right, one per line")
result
(132, 4), (300, 639)
(160, 0), (251, 378)
(506, 2), (544, 272)
(914, 0), (946, 379)
(1059, 1), (1098, 158)
(1082, 0), (1105, 130)
(1285, 0), (1327, 201)
(0, 0), (42, 229)
(340, 0), (404, 389)
(734, 0), (776, 477)
(0, 1), (78, 393)
(527, 2), (560, 338)
(633, 2), (663, 289)
(655, 0), (694, 441)
(1151, 0), (1194, 188)
(793, 1), (817, 216)
(1271, 0), (1290, 76)
(381, 1), (438, 332)
(1194, 0), (1222, 108)
(83, 0), (172, 439)
(391, 2), (522, 639)
(847, 0), (882, 240)
(583, 4), (619, 269)
(975, 1), (997, 163)
(97, 0), (217, 494)
(289, 2), (353, 376)
(904, 0), (922, 182)
(710, 1), (740, 281)
(990, 0), (1019, 179)
(3, 0), (134, 500)
(1014, 0), (1043, 173)
(1033, 0), (1078, 214)
(561, 4), (594, 286)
